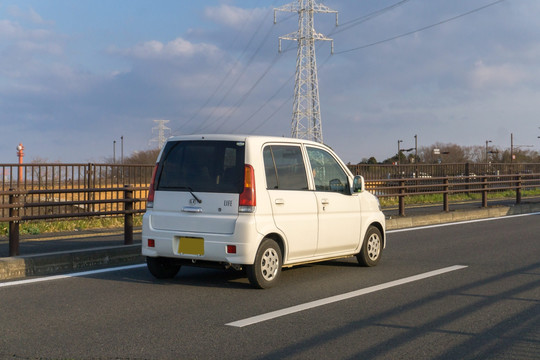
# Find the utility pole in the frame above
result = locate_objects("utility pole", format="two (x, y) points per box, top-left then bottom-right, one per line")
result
(150, 120), (171, 149)
(275, 0), (338, 143)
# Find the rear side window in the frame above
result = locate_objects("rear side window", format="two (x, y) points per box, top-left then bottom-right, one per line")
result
(157, 140), (245, 193)
(263, 145), (308, 190)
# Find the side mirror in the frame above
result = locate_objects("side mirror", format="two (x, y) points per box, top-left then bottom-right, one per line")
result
(353, 175), (365, 193)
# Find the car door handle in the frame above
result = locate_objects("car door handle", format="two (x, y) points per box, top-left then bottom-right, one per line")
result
(275, 199), (285, 205)
(321, 199), (329, 205)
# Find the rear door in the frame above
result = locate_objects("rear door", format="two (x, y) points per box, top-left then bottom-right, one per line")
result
(151, 140), (245, 235)
(263, 144), (318, 260)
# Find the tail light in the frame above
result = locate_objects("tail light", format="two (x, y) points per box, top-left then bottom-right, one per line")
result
(147, 163), (158, 208)
(239, 164), (256, 213)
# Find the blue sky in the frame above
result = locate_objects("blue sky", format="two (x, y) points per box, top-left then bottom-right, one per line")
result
(1, 0), (540, 164)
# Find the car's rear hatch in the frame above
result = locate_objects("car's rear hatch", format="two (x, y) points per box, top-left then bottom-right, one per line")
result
(150, 139), (246, 235)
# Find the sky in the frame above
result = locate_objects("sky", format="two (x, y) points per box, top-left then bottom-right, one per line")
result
(1, 0), (540, 164)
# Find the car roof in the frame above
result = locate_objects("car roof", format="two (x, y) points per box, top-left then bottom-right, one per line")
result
(165, 134), (325, 147)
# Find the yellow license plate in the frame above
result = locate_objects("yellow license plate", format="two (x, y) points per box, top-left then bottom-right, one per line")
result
(178, 237), (204, 255)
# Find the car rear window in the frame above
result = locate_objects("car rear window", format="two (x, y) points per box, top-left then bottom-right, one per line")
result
(156, 140), (245, 193)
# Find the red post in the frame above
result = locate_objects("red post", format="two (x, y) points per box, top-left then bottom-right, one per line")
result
(16, 143), (24, 188)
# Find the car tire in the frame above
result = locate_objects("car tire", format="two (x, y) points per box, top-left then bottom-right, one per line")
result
(246, 238), (282, 289)
(357, 227), (383, 267)
(147, 257), (181, 279)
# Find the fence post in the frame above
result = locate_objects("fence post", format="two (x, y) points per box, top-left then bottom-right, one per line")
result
(465, 162), (470, 195)
(515, 175), (522, 204)
(481, 176), (488, 208)
(399, 179), (405, 216)
(443, 177), (449, 212)
(124, 184), (133, 245)
(8, 189), (20, 256)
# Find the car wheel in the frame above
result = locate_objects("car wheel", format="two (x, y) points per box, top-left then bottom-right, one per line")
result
(146, 257), (181, 279)
(357, 227), (382, 267)
(246, 238), (282, 289)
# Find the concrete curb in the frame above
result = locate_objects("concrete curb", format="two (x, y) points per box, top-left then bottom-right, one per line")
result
(385, 202), (540, 230)
(0, 245), (143, 281)
(1, 203), (539, 281)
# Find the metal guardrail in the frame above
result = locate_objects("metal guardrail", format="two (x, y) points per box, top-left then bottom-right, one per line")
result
(0, 185), (147, 256)
(349, 162), (540, 180)
(366, 173), (540, 216)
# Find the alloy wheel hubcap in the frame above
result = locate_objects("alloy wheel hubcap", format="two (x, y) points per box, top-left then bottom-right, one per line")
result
(367, 234), (381, 261)
(261, 248), (279, 281)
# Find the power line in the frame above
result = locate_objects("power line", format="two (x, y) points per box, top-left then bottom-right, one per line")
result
(172, 4), (278, 135)
(247, 51), (333, 135)
(335, 0), (507, 55)
(207, 52), (283, 132)
(329, 0), (412, 36)
(190, 9), (278, 134)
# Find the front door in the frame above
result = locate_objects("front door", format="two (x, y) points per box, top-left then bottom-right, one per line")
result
(306, 146), (361, 255)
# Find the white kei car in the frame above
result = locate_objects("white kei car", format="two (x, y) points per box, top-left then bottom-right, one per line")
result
(143, 135), (385, 288)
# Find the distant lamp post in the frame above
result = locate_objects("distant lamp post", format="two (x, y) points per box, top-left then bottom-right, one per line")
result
(397, 140), (403, 165)
(485, 140), (492, 163)
(414, 134), (418, 163)
(16, 143), (24, 187)
(113, 140), (116, 163)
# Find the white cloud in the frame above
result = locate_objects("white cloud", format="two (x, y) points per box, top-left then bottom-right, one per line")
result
(204, 4), (267, 30)
(7, 5), (54, 25)
(110, 37), (220, 61)
(469, 60), (526, 89)
(0, 18), (56, 41)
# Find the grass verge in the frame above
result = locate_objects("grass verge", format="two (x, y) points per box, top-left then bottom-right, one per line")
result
(0, 216), (143, 237)
(379, 189), (540, 207)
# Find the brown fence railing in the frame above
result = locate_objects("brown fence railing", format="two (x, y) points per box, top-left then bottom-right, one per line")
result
(348, 162), (540, 180)
(1, 163), (540, 257)
(0, 185), (148, 256)
(368, 173), (540, 216)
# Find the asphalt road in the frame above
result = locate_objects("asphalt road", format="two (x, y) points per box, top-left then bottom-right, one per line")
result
(1, 214), (539, 359)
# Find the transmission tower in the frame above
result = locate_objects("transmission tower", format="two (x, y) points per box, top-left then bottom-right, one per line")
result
(150, 120), (171, 149)
(274, 0), (337, 143)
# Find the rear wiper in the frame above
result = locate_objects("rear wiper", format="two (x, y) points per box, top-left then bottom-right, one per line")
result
(178, 186), (202, 204)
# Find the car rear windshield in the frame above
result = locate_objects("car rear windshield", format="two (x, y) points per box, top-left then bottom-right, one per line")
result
(156, 140), (245, 194)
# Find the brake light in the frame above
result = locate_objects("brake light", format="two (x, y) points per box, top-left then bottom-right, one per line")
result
(239, 164), (256, 213)
(147, 163), (158, 208)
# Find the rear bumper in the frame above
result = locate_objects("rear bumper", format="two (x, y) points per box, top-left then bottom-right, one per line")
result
(142, 212), (262, 265)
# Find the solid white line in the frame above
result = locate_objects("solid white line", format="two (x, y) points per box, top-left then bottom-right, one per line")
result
(0, 264), (146, 288)
(387, 211), (540, 234)
(226, 265), (468, 328)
